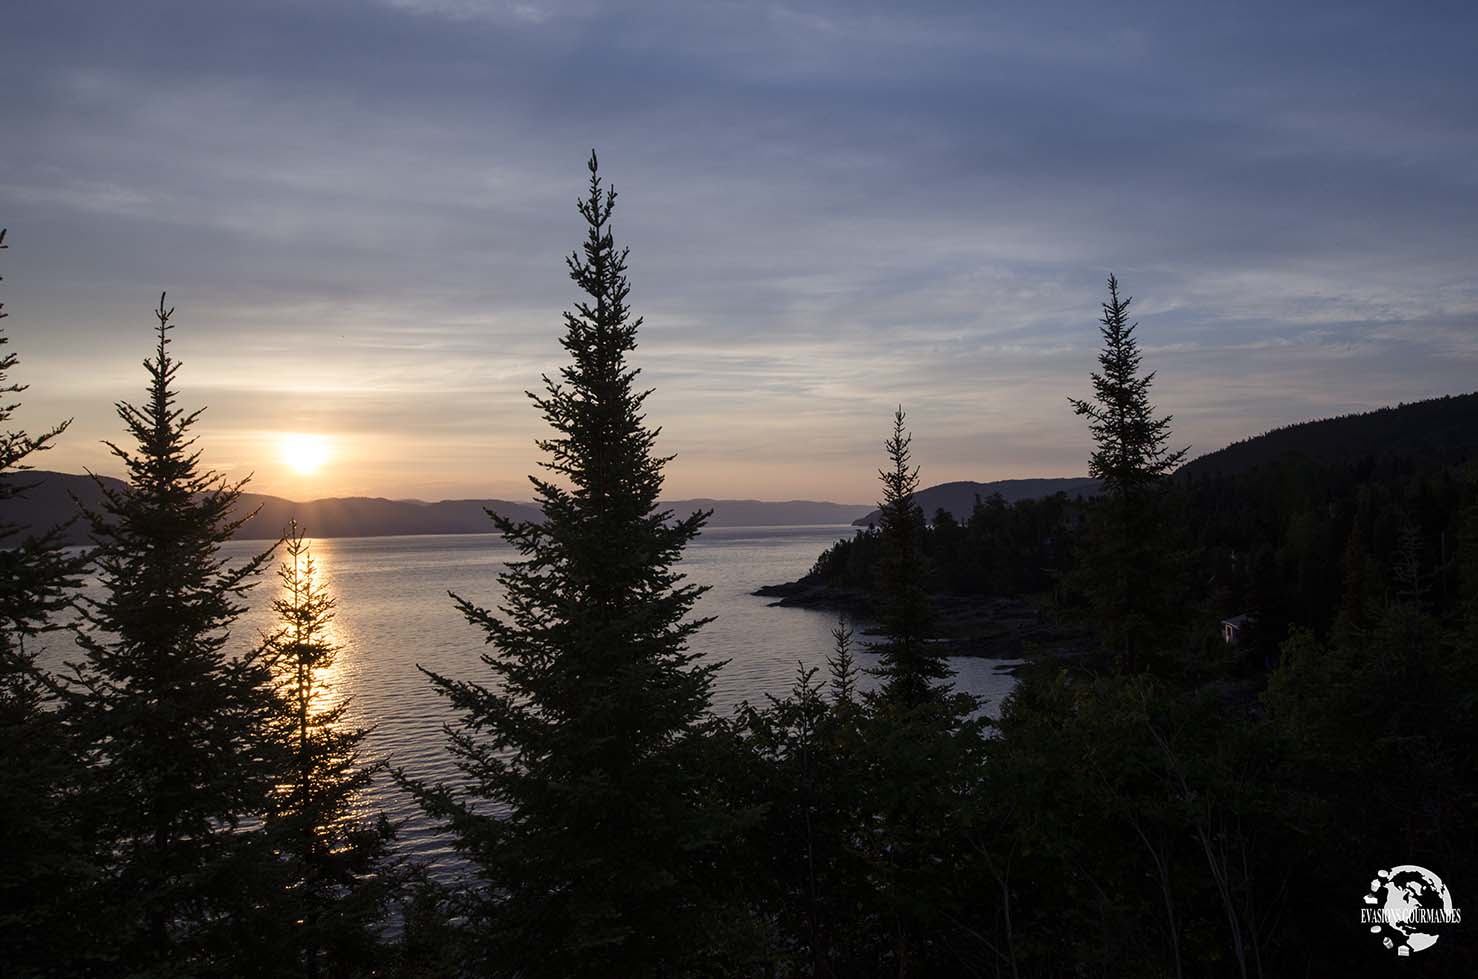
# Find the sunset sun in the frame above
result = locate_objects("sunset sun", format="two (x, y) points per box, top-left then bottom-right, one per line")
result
(279, 433), (331, 475)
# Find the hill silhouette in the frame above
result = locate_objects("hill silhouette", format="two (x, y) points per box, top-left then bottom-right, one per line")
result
(851, 477), (1100, 526)
(1175, 391), (1478, 481)
(15, 389), (1475, 545)
(0, 472), (872, 544)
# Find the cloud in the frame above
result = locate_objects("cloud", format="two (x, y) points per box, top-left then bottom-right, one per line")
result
(2, 0), (1475, 500)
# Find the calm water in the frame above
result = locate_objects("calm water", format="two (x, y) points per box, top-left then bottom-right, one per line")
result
(42, 525), (1019, 877)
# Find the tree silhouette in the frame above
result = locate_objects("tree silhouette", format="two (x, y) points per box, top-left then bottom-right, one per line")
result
(412, 152), (736, 976)
(0, 228), (91, 976)
(261, 525), (396, 979)
(855, 409), (986, 975)
(0, 227), (81, 648)
(68, 295), (278, 971)
(827, 617), (858, 706)
(1069, 275), (1188, 670)
(871, 407), (949, 706)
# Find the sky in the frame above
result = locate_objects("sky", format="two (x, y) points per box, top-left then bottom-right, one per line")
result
(3, 1), (1476, 504)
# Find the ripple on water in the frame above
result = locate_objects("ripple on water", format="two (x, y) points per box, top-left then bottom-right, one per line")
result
(40, 527), (1020, 881)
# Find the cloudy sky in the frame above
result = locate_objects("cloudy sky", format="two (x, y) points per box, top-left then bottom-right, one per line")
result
(3, 1), (1475, 503)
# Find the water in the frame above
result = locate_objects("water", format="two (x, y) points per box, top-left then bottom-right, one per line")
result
(39, 525), (1019, 877)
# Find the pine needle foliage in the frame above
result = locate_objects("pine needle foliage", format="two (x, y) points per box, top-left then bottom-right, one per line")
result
(68, 294), (277, 972)
(262, 524), (395, 979)
(827, 617), (858, 707)
(1069, 275), (1188, 501)
(414, 151), (731, 976)
(0, 228), (91, 976)
(870, 407), (950, 707)
(0, 228), (84, 645)
(1068, 276), (1189, 669)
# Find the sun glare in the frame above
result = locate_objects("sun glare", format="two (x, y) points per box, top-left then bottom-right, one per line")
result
(280, 433), (331, 475)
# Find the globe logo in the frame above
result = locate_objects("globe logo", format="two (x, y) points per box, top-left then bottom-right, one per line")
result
(1362, 865), (1462, 956)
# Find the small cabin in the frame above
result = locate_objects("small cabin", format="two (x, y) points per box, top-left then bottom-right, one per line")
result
(1220, 614), (1253, 645)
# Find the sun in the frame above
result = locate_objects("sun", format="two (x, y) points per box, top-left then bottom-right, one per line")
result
(279, 433), (331, 475)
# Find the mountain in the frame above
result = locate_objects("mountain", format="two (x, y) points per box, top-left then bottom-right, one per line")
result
(671, 499), (872, 527)
(1174, 391), (1478, 482)
(851, 477), (1100, 527)
(0, 470), (118, 544)
(0, 472), (869, 543)
(233, 493), (544, 540)
(836, 393), (1478, 530)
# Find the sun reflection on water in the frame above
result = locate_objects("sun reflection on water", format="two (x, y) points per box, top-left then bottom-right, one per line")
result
(286, 537), (354, 718)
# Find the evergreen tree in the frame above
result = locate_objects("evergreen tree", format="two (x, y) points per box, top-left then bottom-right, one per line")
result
(857, 410), (987, 976)
(412, 151), (737, 976)
(0, 228), (91, 975)
(1068, 275), (1188, 670)
(870, 407), (949, 707)
(68, 294), (278, 973)
(736, 658), (879, 977)
(261, 525), (396, 978)
(0, 226), (82, 654)
(1263, 545), (1477, 973)
(827, 617), (858, 706)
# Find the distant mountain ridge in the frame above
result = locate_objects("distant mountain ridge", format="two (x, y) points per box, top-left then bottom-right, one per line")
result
(0, 472), (872, 544)
(851, 477), (1101, 526)
(11, 392), (1474, 544)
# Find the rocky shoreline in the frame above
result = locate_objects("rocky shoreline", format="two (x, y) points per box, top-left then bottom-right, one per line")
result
(753, 579), (1095, 667)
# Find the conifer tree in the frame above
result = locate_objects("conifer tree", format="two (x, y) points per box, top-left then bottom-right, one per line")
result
(261, 525), (395, 978)
(414, 151), (733, 976)
(858, 409), (987, 976)
(827, 617), (858, 706)
(0, 227), (82, 652)
(871, 407), (949, 706)
(1068, 275), (1188, 670)
(0, 228), (90, 975)
(68, 294), (278, 972)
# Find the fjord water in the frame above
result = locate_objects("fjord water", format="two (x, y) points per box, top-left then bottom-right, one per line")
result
(49, 525), (1019, 877)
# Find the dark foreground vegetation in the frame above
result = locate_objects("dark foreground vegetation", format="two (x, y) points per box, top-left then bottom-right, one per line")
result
(3, 159), (1476, 977)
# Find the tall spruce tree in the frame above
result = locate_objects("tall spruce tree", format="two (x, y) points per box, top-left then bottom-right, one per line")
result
(0, 228), (91, 975)
(871, 407), (949, 706)
(69, 294), (278, 973)
(860, 409), (986, 977)
(414, 151), (733, 976)
(1068, 275), (1188, 670)
(261, 525), (395, 979)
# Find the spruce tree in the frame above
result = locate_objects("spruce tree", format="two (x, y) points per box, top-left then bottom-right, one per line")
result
(859, 409), (985, 976)
(0, 228), (90, 975)
(414, 151), (732, 976)
(1068, 275), (1188, 670)
(0, 226), (82, 651)
(871, 407), (949, 707)
(827, 617), (858, 706)
(69, 294), (278, 972)
(261, 524), (395, 978)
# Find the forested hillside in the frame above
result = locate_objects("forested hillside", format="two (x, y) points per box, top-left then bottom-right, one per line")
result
(1178, 392), (1478, 657)
(800, 392), (1478, 664)
(1177, 392), (1478, 480)
(849, 476), (1099, 526)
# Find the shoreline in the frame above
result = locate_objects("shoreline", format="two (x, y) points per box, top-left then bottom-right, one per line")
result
(753, 579), (1096, 668)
